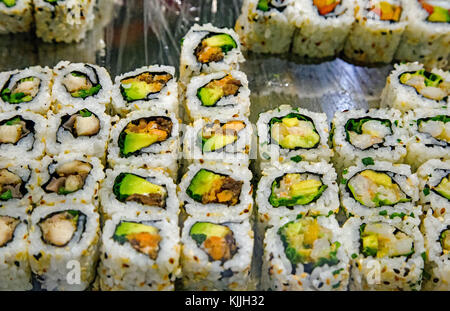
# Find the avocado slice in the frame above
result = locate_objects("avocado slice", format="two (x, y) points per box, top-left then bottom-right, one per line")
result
(121, 80), (152, 101)
(428, 6), (450, 23)
(203, 34), (237, 53)
(113, 221), (161, 259)
(186, 169), (222, 202)
(114, 221), (158, 241)
(257, 0), (269, 11)
(440, 229), (450, 252)
(2, 0), (16, 7)
(434, 174), (450, 200)
(361, 234), (379, 257)
(113, 173), (165, 202)
(197, 85), (224, 107)
(269, 175), (327, 207)
(189, 222), (231, 244)
(202, 134), (237, 152)
(278, 133), (320, 149)
(120, 132), (159, 157)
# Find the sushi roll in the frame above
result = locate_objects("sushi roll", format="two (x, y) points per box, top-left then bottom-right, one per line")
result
(256, 161), (340, 229)
(234, 0), (296, 54)
(343, 0), (406, 64)
(179, 23), (244, 85)
(0, 111), (47, 161)
(289, 0), (355, 59)
(261, 213), (349, 291)
(342, 216), (425, 291)
(0, 0), (33, 34)
(331, 108), (407, 174)
(257, 105), (333, 166)
(98, 211), (181, 291)
(0, 158), (36, 213)
(178, 163), (253, 221)
(107, 110), (180, 179)
(34, 0), (96, 43)
(380, 62), (449, 112)
(100, 166), (180, 220)
(29, 153), (104, 205)
(52, 61), (113, 112)
(46, 105), (111, 159)
(421, 210), (450, 291)
(340, 160), (420, 219)
(395, 0), (450, 69)
(111, 65), (179, 117)
(404, 108), (449, 170)
(184, 70), (251, 120)
(0, 66), (53, 114)
(182, 116), (253, 166)
(28, 203), (100, 291)
(181, 216), (255, 291)
(417, 159), (450, 217)
(0, 208), (31, 290)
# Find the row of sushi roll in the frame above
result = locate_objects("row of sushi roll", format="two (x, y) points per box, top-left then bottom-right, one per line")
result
(0, 0), (114, 44)
(178, 23), (256, 291)
(235, 0), (450, 69)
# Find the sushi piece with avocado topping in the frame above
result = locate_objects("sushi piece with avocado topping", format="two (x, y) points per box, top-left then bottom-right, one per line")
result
(38, 210), (86, 247)
(189, 222), (238, 262)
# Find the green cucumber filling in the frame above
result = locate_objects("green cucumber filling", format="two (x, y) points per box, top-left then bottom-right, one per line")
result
(417, 115), (450, 145)
(278, 218), (341, 271)
(269, 173), (327, 207)
(60, 109), (100, 137)
(62, 69), (102, 99)
(0, 168), (25, 201)
(113, 221), (161, 259)
(360, 222), (414, 258)
(420, 0), (450, 22)
(201, 120), (246, 152)
(440, 228), (450, 255)
(269, 113), (321, 150)
(0, 216), (19, 247)
(197, 74), (242, 107)
(345, 117), (392, 150)
(112, 173), (167, 207)
(347, 169), (411, 208)
(366, 0), (402, 21)
(432, 173), (450, 200)
(38, 210), (85, 247)
(194, 33), (237, 64)
(120, 71), (173, 102)
(189, 222), (237, 262)
(399, 69), (450, 101)
(1, 76), (40, 104)
(118, 117), (172, 157)
(42, 160), (92, 195)
(186, 169), (243, 206)
(0, 116), (33, 145)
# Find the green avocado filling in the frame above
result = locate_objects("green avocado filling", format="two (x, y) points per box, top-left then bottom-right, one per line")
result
(120, 72), (173, 102)
(112, 173), (166, 207)
(113, 221), (161, 259)
(257, 0), (270, 11)
(433, 174), (450, 200)
(347, 170), (411, 208)
(189, 222), (237, 262)
(196, 74), (242, 107)
(269, 113), (321, 150)
(440, 229), (450, 254)
(269, 173), (327, 207)
(278, 218), (341, 268)
(200, 120), (246, 152)
(195, 33), (237, 64)
(2, 0), (16, 8)
(422, 1), (450, 23)
(360, 223), (414, 258)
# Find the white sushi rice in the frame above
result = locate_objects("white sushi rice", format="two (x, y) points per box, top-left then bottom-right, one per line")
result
(235, 0), (296, 54)
(343, 0), (406, 64)
(28, 203), (100, 291)
(0, 0), (33, 34)
(261, 214), (350, 291)
(100, 166), (180, 220)
(257, 105), (333, 164)
(331, 108), (408, 174)
(417, 159), (450, 217)
(403, 108), (450, 170)
(184, 70), (251, 120)
(421, 210), (450, 291)
(178, 163), (254, 221)
(0, 208), (32, 291)
(181, 216), (255, 291)
(107, 109), (180, 179)
(28, 153), (104, 205)
(0, 111), (47, 161)
(290, 0), (355, 58)
(183, 115), (253, 166)
(98, 211), (181, 291)
(34, 0), (96, 43)
(0, 66), (53, 114)
(342, 216), (425, 291)
(380, 62), (449, 112)
(179, 23), (245, 85)
(52, 60), (113, 111)
(111, 65), (179, 117)
(46, 104), (111, 159)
